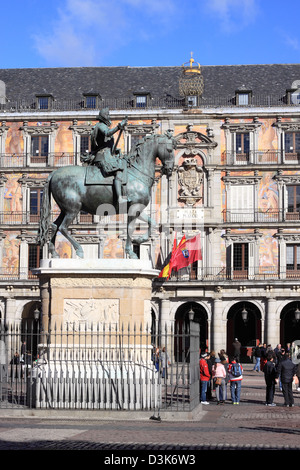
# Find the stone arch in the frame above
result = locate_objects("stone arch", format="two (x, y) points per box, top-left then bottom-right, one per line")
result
(174, 301), (209, 356)
(280, 301), (300, 347)
(226, 300), (262, 361)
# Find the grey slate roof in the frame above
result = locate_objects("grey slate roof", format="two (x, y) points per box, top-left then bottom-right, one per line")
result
(1, 64), (300, 103)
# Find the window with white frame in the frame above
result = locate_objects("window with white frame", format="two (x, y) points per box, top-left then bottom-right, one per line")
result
(286, 244), (300, 274)
(230, 184), (255, 222)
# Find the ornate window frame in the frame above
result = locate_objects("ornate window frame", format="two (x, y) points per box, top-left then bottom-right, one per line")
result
(0, 121), (9, 155)
(20, 120), (58, 167)
(273, 117), (300, 163)
(69, 120), (94, 165)
(222, 117), (262, 165)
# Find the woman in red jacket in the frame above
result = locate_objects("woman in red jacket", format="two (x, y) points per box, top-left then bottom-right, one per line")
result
(200, 353), (211, 404)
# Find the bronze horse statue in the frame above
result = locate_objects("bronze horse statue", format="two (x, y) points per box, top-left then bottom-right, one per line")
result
(39, 132), (175, 259)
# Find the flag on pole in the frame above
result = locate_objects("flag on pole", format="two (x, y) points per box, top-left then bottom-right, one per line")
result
(158, 233), (178, 279)
(171, 233), (202, 272)
(158, 234), (187, 279)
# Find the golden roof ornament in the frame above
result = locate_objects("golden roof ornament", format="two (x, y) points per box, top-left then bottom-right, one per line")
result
(179, 52), (204, 98)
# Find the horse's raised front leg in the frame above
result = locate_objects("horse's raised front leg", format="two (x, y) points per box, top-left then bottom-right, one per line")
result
(131, 211), (156, 245)
(125, 205), (156, 259)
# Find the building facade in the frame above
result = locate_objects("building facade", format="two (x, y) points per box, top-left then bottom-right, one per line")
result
(1, 59), (300, 359)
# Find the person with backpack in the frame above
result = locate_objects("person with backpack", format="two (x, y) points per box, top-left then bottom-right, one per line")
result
(228, 357), (243, 404)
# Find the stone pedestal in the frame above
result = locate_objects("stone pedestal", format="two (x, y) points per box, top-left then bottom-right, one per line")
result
(35, 258), (159, 332)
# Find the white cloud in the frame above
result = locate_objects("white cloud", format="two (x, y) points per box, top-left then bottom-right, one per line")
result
(205, 0), (259, 33)
(33, 0), (179, 66)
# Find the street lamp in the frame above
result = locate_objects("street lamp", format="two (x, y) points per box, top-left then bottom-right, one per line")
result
(295, 306), (300, 322)
(33, 306), (40, 322)
(188, 306), (195, 322)
(241, 305), (248, 323)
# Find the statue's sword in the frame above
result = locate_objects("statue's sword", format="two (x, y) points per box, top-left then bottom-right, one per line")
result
(112, 116), (128, 155)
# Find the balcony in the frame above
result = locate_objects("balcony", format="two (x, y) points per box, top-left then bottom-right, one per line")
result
(1, 94), (299, 113)
(224, 150), (300, 166)
(164, 266), (300, 282)
(0, 211), (93, 225)
(222, 209), (300, 224)
(0, 153), (77, 168)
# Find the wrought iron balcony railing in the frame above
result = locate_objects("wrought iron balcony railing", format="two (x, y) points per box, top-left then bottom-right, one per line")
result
(224, 150), (300, 165)
(0, 211), (93, 225)
(222, 209), (300, 223)
(1, 94), (299, 113)
(3, 265), (300, 282)
(0, 153), (77, 168)
(166, 266), (300, 282)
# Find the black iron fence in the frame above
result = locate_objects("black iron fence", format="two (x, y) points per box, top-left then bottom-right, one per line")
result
(0, 321), (200, 413)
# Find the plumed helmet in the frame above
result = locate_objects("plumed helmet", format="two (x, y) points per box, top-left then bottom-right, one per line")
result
(97, 108), (111, 125)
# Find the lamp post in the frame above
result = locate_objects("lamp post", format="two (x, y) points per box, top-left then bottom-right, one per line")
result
(295, 306), (300, 322)
(188, 306), (195, 322)
(241, 305), (248, 324)
(33, 307), (40, 323)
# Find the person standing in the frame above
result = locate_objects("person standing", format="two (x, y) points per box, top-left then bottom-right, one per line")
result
(253, 343), (262, 372)
(228, 357), (243, 404)
(199, 353), (211, 405)
(263, 351), (277, 406)
(276, 352), (297, 407)
(232, 338), (241, 362)
(212, 358), (227, 404)
(160, 346), (170, 379)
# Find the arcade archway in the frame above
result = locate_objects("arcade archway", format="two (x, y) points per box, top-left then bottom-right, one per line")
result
(174, 302), (208, 361)
(227, 301), (261, 361)
(280, 302), (300, 347)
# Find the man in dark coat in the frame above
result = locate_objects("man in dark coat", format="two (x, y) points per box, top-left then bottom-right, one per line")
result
(232, 338), (241, 362)
(276, 352), (297, 407)
(263, 351), (277, 406)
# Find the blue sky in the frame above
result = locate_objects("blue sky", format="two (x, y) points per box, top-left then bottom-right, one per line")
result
(2, 0), (300, 68)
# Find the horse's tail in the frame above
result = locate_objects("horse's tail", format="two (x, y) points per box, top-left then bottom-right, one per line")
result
(38, 173), (53, 246)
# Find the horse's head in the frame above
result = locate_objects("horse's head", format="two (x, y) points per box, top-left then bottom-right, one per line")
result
(156, 132), (176, 178)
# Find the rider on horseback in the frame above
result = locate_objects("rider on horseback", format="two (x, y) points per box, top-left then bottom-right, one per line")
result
(81, 108), (128, 205)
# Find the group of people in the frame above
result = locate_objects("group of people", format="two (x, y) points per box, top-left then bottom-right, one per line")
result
(199, 340), (300, 408)
(199, 346), (243, 405)
(253, 342), (299, 407)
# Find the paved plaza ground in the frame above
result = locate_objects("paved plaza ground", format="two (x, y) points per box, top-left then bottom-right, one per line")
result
(0, 364), (299, 454)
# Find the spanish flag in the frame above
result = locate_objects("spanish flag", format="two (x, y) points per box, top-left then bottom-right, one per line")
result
(171, 233), (202, 272)
(158, 234), (186, 279)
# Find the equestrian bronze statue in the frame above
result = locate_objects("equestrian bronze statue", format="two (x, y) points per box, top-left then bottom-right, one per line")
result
(39, 109), (175, 259)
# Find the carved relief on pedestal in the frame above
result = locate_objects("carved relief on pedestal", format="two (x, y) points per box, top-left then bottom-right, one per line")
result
(178, 157), (203, 206)
(63, 298), (119, 331)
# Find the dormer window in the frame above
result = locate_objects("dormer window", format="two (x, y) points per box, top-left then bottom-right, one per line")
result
(36, 94), (53, 110)
(187, 95), (197, 107)
(286, 87), (300, 105)
(83, 93), (100, 109)
(135, 95), (147, 108)
(235, 87), (252, 106)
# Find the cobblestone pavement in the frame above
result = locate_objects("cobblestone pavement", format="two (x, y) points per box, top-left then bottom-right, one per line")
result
(0, 364), (299, 454)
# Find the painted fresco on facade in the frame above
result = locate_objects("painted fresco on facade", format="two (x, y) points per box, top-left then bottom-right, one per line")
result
(3, 233), (20, 274)
(259, 230), (278, 272)
(258, 172), (278, 212)
(5, 122), (23, 154)
(103, 235), (123, 259)
(55, 234), (72, 258)
(4, 175), (22, 214)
